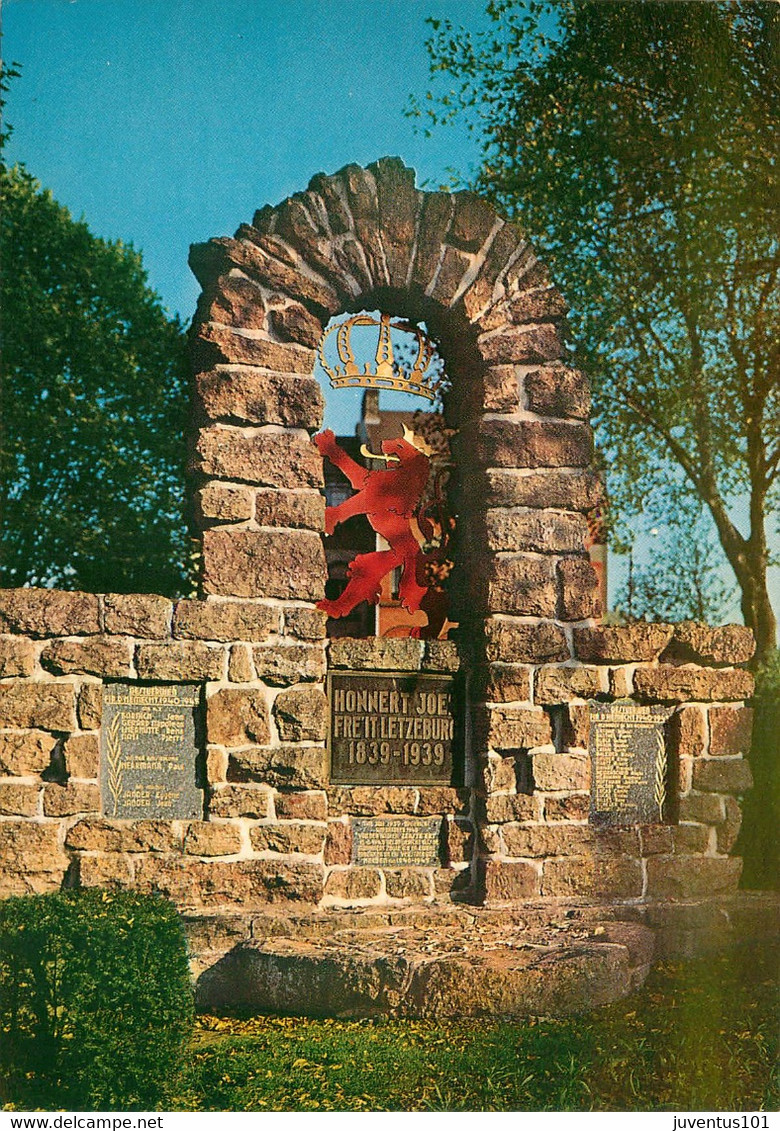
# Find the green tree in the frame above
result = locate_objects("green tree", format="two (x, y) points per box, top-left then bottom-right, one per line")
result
(0, 162), (192, 595)
(413, 0), (779, 661)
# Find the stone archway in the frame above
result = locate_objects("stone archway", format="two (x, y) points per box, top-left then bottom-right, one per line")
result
(188, 156), (603, 906)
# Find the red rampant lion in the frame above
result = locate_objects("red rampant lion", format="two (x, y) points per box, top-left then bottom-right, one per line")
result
(314, 427), (431, 620)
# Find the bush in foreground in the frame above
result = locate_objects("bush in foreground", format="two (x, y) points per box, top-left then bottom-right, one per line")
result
(0, 889), (194, 1110)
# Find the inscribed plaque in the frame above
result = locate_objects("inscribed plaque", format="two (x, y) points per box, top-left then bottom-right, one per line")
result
(101, 683), (203, 819)
(328, 671), (459, 785)
(588, 701), (671, 826)
(352, 817), (442, 867)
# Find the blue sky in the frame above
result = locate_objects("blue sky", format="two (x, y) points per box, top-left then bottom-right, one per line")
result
(3, 0), (487, 321)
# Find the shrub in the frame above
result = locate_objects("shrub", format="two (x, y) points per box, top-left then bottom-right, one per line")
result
(0, 888), (194, 1110)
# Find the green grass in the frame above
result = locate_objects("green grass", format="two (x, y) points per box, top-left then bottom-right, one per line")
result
(169, 943), (778, 1112)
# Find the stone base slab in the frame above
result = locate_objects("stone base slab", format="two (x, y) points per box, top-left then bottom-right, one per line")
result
(187, 893), (778, 1019)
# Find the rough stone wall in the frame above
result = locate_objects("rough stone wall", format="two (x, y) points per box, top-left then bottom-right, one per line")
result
(0, 158), (757, 914)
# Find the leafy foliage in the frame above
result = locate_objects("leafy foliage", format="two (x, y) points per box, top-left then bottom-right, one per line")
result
(170, 945), (777, 1111)
(411, 1), (779, 658)
(0, 163), (192, 595)
(0, 889), (194, 1110)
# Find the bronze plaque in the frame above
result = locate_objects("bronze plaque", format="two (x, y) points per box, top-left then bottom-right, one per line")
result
(101, 683), (203, 819)
(589, 701), (671, 826)
(328, 670), (459, 785)
(352, 817), (442, 867)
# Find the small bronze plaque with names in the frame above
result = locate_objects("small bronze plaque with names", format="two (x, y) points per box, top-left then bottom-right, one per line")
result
(589, 701), (671, 826)
(352, 817), (442, 867)
(328, 671), (459, 785)
(101, 683), (203, 819)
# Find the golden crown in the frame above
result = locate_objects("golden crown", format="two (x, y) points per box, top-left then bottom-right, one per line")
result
(317, 313), (445, 402)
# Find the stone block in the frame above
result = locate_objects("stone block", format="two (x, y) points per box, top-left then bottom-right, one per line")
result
(481, 755), (521, 794)
(560, 702), (590, 749)
(484, 793), (538, 823)
(609, 667), (634, 699)
(475, 663), (533, 704)
(283, 606), (327, 641)
(662, 622), (755, 666)
(484, 468), (603, 512)
(558, 557), (600, 620)
(324, 820), (352, 864)
(103, 594), (172, 638)
(274, 790), (327, 821)
(269, 303), (324, 350)
(184, 822), (243, 857)
(63, 733), (100, 779)
(369, 156), (420, 287)
(0, 730), (57, 776)
(134, 854), (325, 908)
(174, 599), (279, 643)
(717, 796), (742, 854)
(0, 782), (40, 816)
(430, 246), (471, 305)
(196, 483), (255, 522)
(253, 643), (326, 685)
(667, 706), (707, 758)
(479, 366), (521, 414)
(708, 707), (753, 757)
(692, 758), (753, 794)
(193, 323), (315, 373)
(678, 792), (725, 824)
(0, 588), (100, 637)
(0, 637), (36, 678)
(532, 752), (590, 792)
(416, 787), (470, 816)
(384, 868), (432, 899)
(445, 819), (474, 864)
(506, 288), (569, 324)
(534, 664), (606, 704)
(411, 191), (453, 290)
(40, 637), (132, 678)
(0, 683), (76, 731)
(203, 528), (325, 601)
(192, 426), (323, 489)
(485, 510), (588, 555)
(78, 854), (134, 889)
(0, 822), (70, 895)
(43, 781), (100, 816)
(209, 784), (271, 819)
(477, 704), (552, 751)
(645, 855), (742, 898)
(524, 364), (591, 420)
(481, 859), (540, 902)
(484, 618), (570, 664)
(228, 644), (255, 683)
(207, 688), (271, 746)
(449, 190), (496, 251)
(574, 624), (673, 663)
(479, 554), (557, 617)
(65, 818), (178, 853)
(328, 637), (424, 671)
(78, 684), (103, 730)
(273, 686), (328, 741)
(229, 745), (327, 789)
(327, 787), (416, 816)
(324, 868), (382, 900)
(254, 488), (324, 531)
(504, 824), (638, 858)
(474, 418), (592, 469)
(640, 824), (710, 855)
(251, 822), (326, 856)
(633, 666), (754, 703)
(135, 641), (225, 681)
(541, 856), (643, 899)
(543, 794), (590, 822)
(479, 325), (566, 365)
(195, 368), (324, 430)
(202, 272), (267, 329)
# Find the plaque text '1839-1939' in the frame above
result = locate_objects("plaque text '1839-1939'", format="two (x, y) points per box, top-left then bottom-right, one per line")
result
(328, 671), (458, 785)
